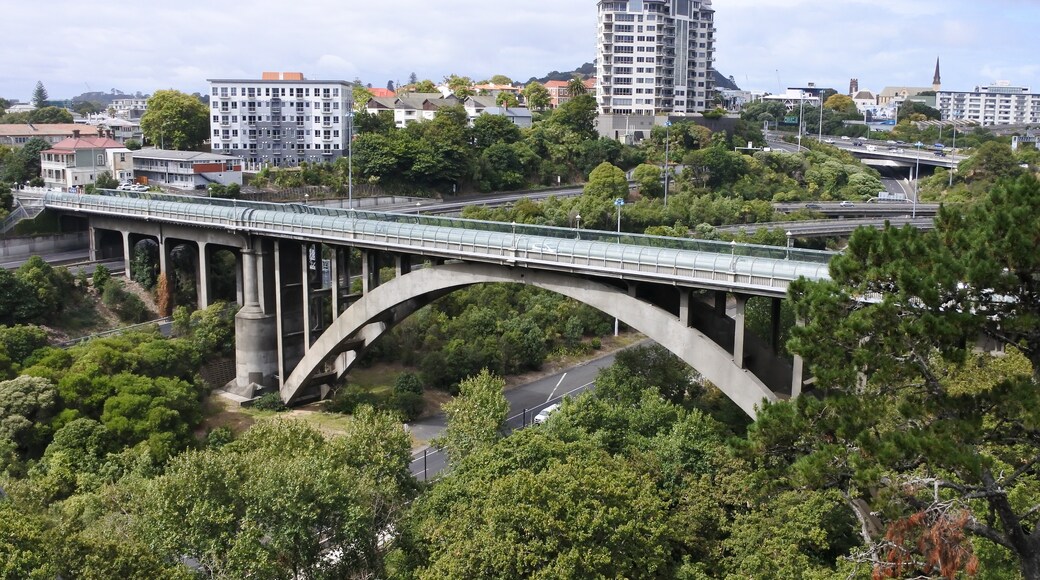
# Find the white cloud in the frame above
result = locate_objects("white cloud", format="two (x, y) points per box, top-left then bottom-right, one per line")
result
(0, 0), (1035, 101)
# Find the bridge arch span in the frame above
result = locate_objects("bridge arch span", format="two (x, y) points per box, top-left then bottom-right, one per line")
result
(282, 262), (778, 418)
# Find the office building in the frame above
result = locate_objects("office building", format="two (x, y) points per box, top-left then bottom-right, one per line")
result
(937, 82), (1040, 126)
(207, 72), (353, 169)
(596, 0), (716, 115)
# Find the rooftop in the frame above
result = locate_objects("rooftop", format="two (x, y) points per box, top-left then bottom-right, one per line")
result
(43, 136), (125, 153)
(0, 123), (100, 137)
(131, 148), (243, 162)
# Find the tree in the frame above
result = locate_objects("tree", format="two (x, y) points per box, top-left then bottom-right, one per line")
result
(94, 170), (119, 190)
(489, 74), (512, 86)
(72, 101), (102, 116)
(549, 94), (596, 140)
(632, 163), (663, 197)
(408, 72), (418, 85)
(472, 113), (521, 150)
(411, 79), (437, 94)
(582, 161), (627, 201)
(140, 90), (209, 150)
(522, 81), (551, 111)
(31, 81), (48, 108)
(443, 74), (474, 99)
(770, 174), (1040, 578)
(352, 84), (374, 112)
(1, 137), (51, 185)
(495, 92), (519, 108)
(386, 80), (395, 92)
(823, 94), (858, 115)
(124, 138), (141, 150)
(435, 369), (508, 463)
(0, 375), (58, 456)
(567, 76), (588, 96)
(27, 106), (73, 124)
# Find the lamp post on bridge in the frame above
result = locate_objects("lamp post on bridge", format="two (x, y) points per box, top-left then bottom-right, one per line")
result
(614, 197), (625, 337)
(663, 120), (672, 206)
(912, 141), (923, 219)
(575, 213), (581, 239)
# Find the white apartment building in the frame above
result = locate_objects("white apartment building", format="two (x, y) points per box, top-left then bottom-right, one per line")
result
(937, 82), (1040, 126)
(207, 72), (353, 169)
(110, 97), (149, 119)
(596, 0), (716, 115)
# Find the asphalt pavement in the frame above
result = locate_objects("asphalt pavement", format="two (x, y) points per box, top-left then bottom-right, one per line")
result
(408, 343), (640, 480)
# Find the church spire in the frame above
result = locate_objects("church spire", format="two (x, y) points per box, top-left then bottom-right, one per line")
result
(932, 57), (942, 91)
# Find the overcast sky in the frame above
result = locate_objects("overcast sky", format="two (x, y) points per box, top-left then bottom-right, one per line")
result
(3, 0), (1037, 102)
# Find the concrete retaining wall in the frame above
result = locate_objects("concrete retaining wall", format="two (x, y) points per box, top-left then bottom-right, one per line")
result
(0, 232), (89, 260)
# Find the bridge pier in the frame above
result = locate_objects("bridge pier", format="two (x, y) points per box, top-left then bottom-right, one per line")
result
(196, 241), (210, 310)
(733, 294), (747, 369)
(233, 242), (279, 396)
(121, 230), (132, 279)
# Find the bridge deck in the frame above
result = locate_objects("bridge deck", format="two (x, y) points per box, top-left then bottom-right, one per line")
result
(43, 191), (835, 297)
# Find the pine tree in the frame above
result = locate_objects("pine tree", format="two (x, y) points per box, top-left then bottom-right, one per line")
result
(31, 81), (48, 108)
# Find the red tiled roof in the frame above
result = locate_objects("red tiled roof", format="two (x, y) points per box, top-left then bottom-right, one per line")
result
(0, 123), (100, 137)
(43, 136), (125, 154)
(370, 88), (395, 98)
(544, 80), (568, 88)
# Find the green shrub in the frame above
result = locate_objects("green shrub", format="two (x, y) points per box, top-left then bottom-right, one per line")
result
(101, 281), (149, 323)
(394, 372), (424, 395)
(206, 426), (234, 448)
(251, 392), (287, 412)
(324, 387), (383, 415)
(392, 391), (425, 422)
(92, 265), (111, 291)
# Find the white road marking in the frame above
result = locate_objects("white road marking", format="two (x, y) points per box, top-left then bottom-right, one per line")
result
(546, 372), (567, 403)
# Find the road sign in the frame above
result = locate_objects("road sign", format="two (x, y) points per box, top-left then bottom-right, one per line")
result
(614, 198), (625, 206)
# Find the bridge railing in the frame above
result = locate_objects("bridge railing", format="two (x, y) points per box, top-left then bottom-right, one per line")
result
(45, 191), (835, 291)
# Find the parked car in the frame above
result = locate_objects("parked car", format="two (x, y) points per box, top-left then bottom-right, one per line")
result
(534, 403), (561, 424)
(117, 183), (148, 192)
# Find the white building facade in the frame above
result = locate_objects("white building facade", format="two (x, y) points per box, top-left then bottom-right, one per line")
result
(207, 72), (353, 169)
(131, 149), (243, 190)
(937, 82), (1040, 126)
(596, 0), (716, 116)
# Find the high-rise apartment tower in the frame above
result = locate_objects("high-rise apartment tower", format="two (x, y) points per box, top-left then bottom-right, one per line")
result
(596, 0), (716, 115)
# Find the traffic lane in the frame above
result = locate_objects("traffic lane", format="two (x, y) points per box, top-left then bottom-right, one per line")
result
(407, 344), (640, 480)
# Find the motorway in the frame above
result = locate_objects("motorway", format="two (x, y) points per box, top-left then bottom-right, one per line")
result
(408, 345), (634, 480)
(717, 216), (935, 236)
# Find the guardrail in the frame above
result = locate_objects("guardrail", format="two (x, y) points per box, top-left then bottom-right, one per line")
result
(60, 317), (173, 347)
(43, 190), (836, 295)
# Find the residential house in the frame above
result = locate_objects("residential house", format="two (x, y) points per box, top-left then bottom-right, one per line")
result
(462, 96), (533, 128)
(365, 94), (460, 128)
(0, 123), (103, 147)
(39, 131), (128, 191)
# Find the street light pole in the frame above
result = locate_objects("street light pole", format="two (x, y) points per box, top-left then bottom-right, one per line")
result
(818, 92), (824, 143)
(347, 111), (354, 209)
(913, 142), (922, 219)
(797, 91), (805, 150)
(663, 121), (671, 205)
(614, 197), (624, 337)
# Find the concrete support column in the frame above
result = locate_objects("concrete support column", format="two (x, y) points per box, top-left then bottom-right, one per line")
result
(395, 254), (411, 277)
(791, 317), (805, 398)
(196, 241), (210, 310)
(770, 297), (782, 353)
(714, 290), (727, 316)
(678, 288), (691, 328)
(121, 231), (132, 279)
(235, 250), (244, 307)
(234, 241), (278, 395)
(330, 246), (341, 317)
(242, 247), (259, 308)
(733, 294), (748, 369)
(301, 244), (312, 350)
(362, 250), (380, 294)
(157, 238), (168, 282)
(88, 226), (98, 262)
